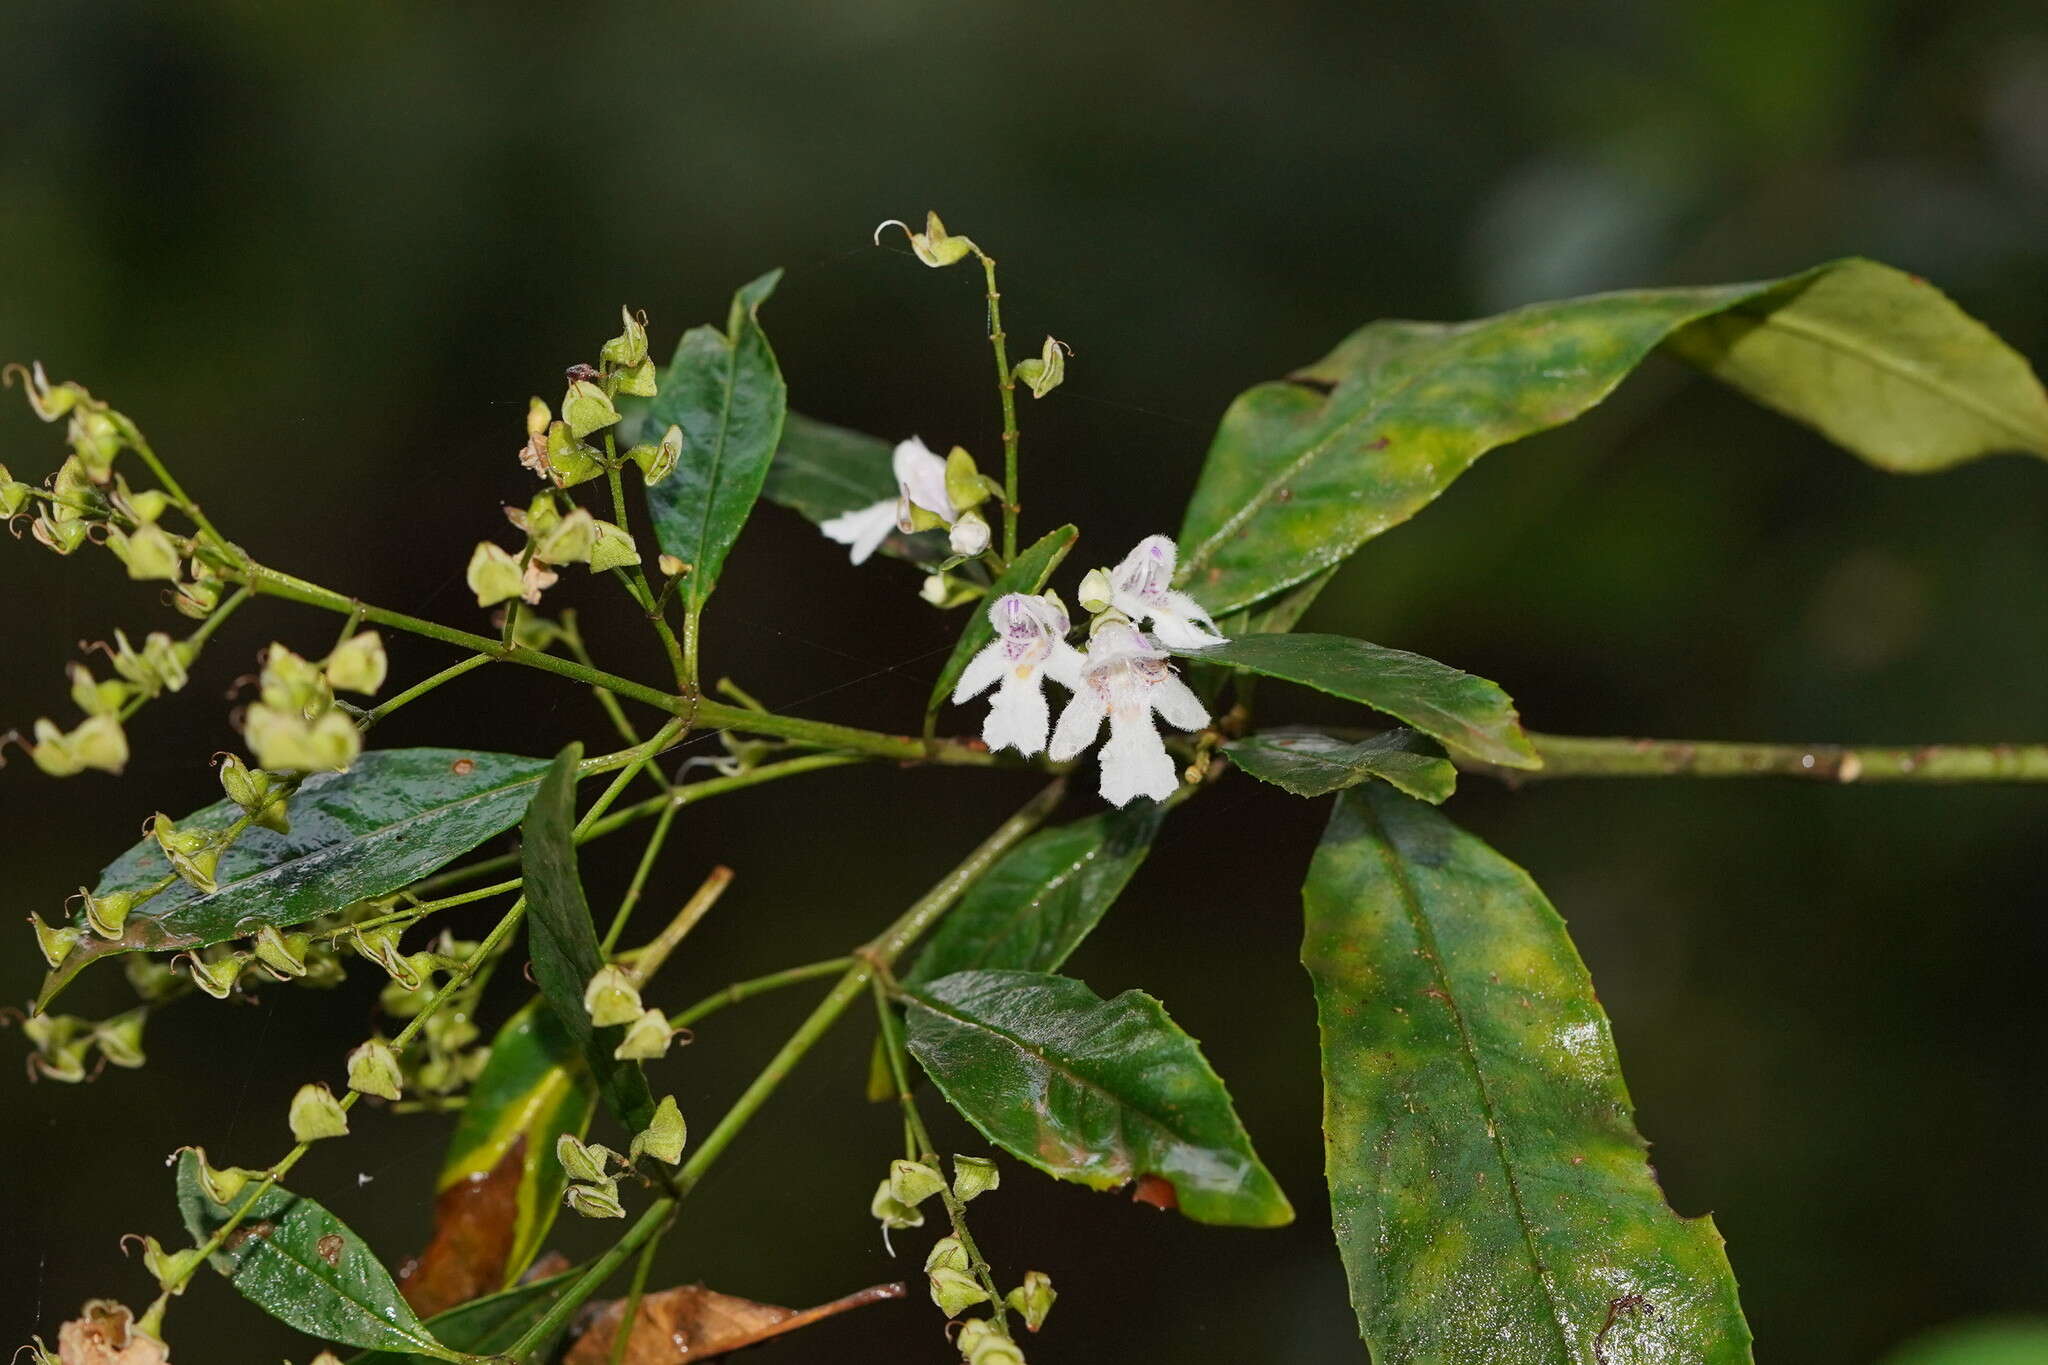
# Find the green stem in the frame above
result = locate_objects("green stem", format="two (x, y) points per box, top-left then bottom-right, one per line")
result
(362, 653), (491, 727)
(608, 1225), (668, 1365)
(668, 957), (854, 1030)
(324, 876), (524, 942)
(605, 458), (690, 689)
(974, 249), (1022, 560)
(507, 1195), (678, 1363)
(183, 586), (251, 651)
(1471, 733), (2048, 784)
(620, 865), (733, 981)
(577, 754), (870, 842)
(110, 415), (239, 560)
(599, 802), (680, 954)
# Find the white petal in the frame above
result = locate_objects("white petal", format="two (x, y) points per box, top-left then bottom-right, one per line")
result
(1043, 640), (1085, 692)
(983, 675), (1051, 756)
(819, 499), (897, 565)
(1098, 706), (1179, 806)
(893, 436), (955, 520)
(949, 514), (990, 557)
(1048, 690), (1108, 761)
(1162, 589), (1223, 638)
(1147, 610), (1225, 651)
(951, 641), (1008, 703)
(1150, 673), (1210, 733)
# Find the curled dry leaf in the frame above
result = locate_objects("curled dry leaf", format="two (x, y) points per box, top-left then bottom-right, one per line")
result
(563, 1282), (906, 1364)
(56, 1301), (169, 1365)
(398, 1137), (525, 1318)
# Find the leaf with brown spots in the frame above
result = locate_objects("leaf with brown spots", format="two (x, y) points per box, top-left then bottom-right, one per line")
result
(562, 1282), (907, 1364)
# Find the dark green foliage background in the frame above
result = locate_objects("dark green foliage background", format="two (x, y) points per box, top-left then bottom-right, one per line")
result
(4, 3), (2047, 1360)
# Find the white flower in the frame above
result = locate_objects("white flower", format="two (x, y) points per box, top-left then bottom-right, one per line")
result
(1107, 534), (1225, 649)
(1050, 619), (1210, 806)
(952, 593), (1083, 756)
(821, 436), (971, 565)
(948, 510), (990, 557)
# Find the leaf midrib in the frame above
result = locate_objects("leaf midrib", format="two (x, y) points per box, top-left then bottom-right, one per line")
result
(687, 322), (748, 610)
(1357, 796), (1577, 1360)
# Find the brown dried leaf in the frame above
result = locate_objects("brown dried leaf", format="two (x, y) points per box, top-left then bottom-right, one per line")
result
(397, 1135), (524, 1318)
(563, 1282), (906, 1364)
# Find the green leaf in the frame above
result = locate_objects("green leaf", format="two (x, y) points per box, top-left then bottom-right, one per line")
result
(1878, 1319), (2048, 1365)
(174, 1149), (473, 1362)
(904, 803), (1165, 987)
(1667, 259), (2048, 474)
(436, 1000), (596, 1287)
(643, 269), (788, 613)
(763, 412), (949, 563)
(1302, 785), (1752, 1362)
(349, 1269), (582, 1364)
(903, 969), (1292, 1227)
(522, 744), (655, 1133)
(1226, 727), (1456, 803)
(1177, 258), (2048, 616)
(38, 748), (549, 1008)
(927, 524), (1078, 715)
(1178, 632), (1537, 769)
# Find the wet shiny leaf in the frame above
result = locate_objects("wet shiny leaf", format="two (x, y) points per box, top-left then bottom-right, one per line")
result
(1302, 784), (1752, 1362)
(928, 523), (1077, 715)
(1177, 258), (2048, 617)
(1226, 727), (1456, 803)
(905, 803), (1165, 987)
(39, 748), (549, 1009)
(173, 1149), (473, 1361)
(1179, 632), (1537, 769)
(903, 969), (1292, 1227)
(522, 744), (655, 1133)
(563, 1282), (906, 1364)
(351, 1269), (582, 1364)
(643, 270), (787, 613)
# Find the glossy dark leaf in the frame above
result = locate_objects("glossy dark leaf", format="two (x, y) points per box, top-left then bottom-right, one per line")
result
(174, 1149), (472, 1361)
(1667, 258), (2048, 473)
(903, 969), (1292, 1227)
(1179, 632), (1537, 769)
(352, 1269), (582, 1364)
(39, 748), (550, 1008)
(927, 524), (1078, 715)
(1226, 727), (1456, 803)
(1176, 258), (2048, 616)
(763, 414), (947, 565)
(905, 803), (1165, 987)
(1302, 785), (1752, 1362)
(522, 744), (655, 1133)
(563, 1282), (906, 1364)
(643, 270), (788, 613)
(416, 1000), (595, 1304)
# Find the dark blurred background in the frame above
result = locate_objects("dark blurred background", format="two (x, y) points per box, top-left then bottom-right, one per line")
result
(5, 2), (2048, 1360)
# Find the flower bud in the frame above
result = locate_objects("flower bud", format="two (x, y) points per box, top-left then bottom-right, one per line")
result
(556, 1133), (617, 1183)
(22, 1012), (92, 1083)
(1014, 337), (1069, 400)
(81, 887), (136, 940)
(562, 379), (621, 440)
(180, 950), (248, 1000)
(526, 396), (552, 438)
(600, 306), (650, 369)
(467, 541), (525, 608)
(925, 1236), (969, 1273)
(68, 407), (125, 480)
(586, 519), (641, 573)
(1004, 1271), (1055, 1331)
(628, 1094), (687, 1166)
(93, 1008), (148, 1069)
(288, 1082), (350, 1142)
(352, 925), (424, 990)
(150, 814), (220, 893)
(218, 753), (291, 833)
(107, 522), (182, 581)
(544, 421), (605, 487)
(627, 424), (682, 486)
(171, 562), (225, 620)
(532, 508), (598, 565)
(29, 714), (129, 777)
(0, 477), (32, 518)
(611, 357), (658, 398)
(582, 963), (643, 1028)
(245, 704), (360, 773)
(181, 1146), (263, 1206)
(612, 1006), (676, 1061)
(324, 631), (387, 695)
(69, 664), (133, 718)
(1077, 567), (1114, 615)
(346, 1038), (404, 1101)
(876, 211), (977, 268)
(30, 912), (83, 968)
(117, 482), (171, 524)
(252, 926), (310, 980)
(952, 1154), (1000, 1202)
(125, 1233), (202, 1296)
(948, 511), (991, 558)
(870, 1178), (925, 1231)
(929, 1266), (990, 1317)
(565, 1178), (626, 1219)
(944, 447), (994, 513)
(920, 571), (986, 611)
(890, 1158), (947, 1207)
(32, 509), (90, 555)
(658, 553), (688, 578)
